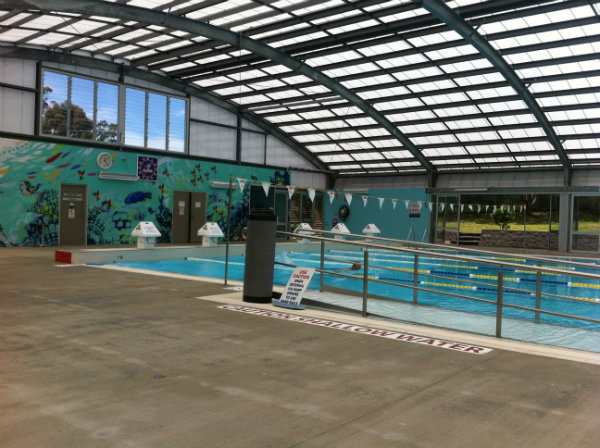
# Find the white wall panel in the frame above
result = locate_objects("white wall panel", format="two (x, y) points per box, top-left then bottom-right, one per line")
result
(0, 87), (35, 135)
(335, 175), (428, 190)
(266, 135), (316, 170)
(189, 122), (236, 160)
(242, 119), (262, 132)
(240, 131), (265, 164)
(190, 97), (237, 126)
(122, 75), (180, 95)
(0, 58), (36, 88)
(437, 171), (563, 189)
(291, 171), (327, 189)
(44, 62), (119, 82)
(571, 170), (600, 187)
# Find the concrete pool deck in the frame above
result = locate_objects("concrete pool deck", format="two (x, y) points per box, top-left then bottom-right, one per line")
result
(2, 247), (600, 447)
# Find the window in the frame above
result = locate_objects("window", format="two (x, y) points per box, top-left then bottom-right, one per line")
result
(124, 87), (187, 151)
(41, 70), (118, 142)
(41, 69), (187, 151)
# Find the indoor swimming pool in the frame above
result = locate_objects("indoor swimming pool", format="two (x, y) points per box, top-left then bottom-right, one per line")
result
(114, 247), (600, 333)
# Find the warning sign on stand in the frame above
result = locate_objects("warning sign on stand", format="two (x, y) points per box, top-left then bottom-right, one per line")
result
(273, 267), (315, 310)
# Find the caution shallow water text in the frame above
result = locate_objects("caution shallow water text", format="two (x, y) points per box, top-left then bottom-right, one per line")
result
(219, 304), (492, 355)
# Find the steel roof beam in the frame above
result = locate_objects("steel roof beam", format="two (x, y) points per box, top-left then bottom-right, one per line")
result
(411, 0), (572, 184)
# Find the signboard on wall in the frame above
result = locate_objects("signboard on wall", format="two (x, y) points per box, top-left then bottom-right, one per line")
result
(137, 156), (158, 181)
(409, 202), (421, 218)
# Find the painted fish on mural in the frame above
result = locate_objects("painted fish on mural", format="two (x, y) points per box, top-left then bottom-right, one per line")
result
(124, 191), (152, 204)
(45, 152), (62, 163)
(19, 180), (40, 196)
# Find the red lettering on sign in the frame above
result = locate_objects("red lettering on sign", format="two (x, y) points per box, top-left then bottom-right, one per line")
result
(464, 346), (484, 353)
(369, 330), (397, 337)
(396, 334), (423, 342)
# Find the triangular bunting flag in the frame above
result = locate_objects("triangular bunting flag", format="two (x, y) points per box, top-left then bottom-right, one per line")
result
(327, 191), (335, 204)
(477, 204), (481, 213)
(237, 178), (246, 191)
(440, 203), (445, 212)
(287, 185), (295, 199)
(428, 202), (433, 212)
(468, 204), (473, 212)
(362, 195), (368, 207)
(404, 200), (410, 210)
(344, 193), (352, 206)
(378, 197), (384, 209)
(485, 205), (490, 212)
(262, 181), (270, 196)
(449, 203), (454, 212)
(392, 198), (397, 210)
(307, 188), (316, 203)
(460, 204), (464, 212)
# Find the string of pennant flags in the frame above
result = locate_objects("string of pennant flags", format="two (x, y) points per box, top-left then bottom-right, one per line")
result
(235, 178), (526, 213)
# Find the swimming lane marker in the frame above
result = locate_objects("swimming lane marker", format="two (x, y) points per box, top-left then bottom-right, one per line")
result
(218, 304), (492, 355)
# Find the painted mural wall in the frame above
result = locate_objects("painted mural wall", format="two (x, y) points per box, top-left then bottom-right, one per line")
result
(324, 188), (430, 241)
(0, 138), (289, 247)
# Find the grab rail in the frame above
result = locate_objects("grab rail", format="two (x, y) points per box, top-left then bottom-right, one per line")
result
(275, 230), (600, 338)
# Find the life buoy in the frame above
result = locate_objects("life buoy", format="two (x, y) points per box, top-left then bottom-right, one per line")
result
(338, 204), (350, 220)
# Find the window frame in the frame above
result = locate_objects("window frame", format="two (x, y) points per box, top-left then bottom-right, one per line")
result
(39, 67), (189, 153)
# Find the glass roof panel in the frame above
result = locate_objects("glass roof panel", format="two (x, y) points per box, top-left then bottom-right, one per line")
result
(0, 12), (32, 26)
(319, 154), (354, 163)
(0, 28), (38, 41)
(422, 147), (467, 157)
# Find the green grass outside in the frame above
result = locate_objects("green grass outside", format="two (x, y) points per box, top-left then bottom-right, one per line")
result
(439, 212), (600, 233)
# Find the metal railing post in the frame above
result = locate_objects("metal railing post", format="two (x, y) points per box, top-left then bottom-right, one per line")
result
(535, 263), (542, 323)
(224, 175), (233, 286)
(362, 249), (369, 317)
(413, 253), (419, 304)
(496, 267), (504, 338)
(320, 239), (325, 292)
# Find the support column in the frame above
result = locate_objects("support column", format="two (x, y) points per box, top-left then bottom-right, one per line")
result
(558, 193), (571, 252)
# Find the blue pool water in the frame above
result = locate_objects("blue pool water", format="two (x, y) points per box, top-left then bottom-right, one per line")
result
(115, 248), (600, 331)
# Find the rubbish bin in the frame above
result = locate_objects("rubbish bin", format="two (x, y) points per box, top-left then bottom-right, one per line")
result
(243, 208), (277, 303)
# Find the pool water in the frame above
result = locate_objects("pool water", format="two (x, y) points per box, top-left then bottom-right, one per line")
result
(115, 248), (600, 331)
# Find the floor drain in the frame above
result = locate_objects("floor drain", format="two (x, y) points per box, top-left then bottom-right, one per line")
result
(152, 374), (166, 380)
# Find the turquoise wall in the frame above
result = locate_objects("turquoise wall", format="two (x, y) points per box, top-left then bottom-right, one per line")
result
(0, 138), (289, 246)
(324, 188), (430, 241)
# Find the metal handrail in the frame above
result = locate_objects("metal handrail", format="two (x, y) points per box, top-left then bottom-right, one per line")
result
(306, 228), (600, 271)
(275, 231), (600, 338)
(279, 231), (600, 281)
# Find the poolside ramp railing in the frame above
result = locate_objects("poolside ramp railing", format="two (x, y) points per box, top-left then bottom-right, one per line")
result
(276, 230), (600, 339)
